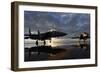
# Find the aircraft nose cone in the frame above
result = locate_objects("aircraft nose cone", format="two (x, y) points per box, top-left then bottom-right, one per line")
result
(62, 32), (67, 36)
(57, 32), (67, 36)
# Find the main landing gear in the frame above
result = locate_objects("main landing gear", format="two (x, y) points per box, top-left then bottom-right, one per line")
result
(35, 40), (46, 46)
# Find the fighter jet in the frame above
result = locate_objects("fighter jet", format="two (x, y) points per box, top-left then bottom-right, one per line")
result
(70, 32), (90, 44)
(71, 32), (90, 40)
(24, 28), (67, 45)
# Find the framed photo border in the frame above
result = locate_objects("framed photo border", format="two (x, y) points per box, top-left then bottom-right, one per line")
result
(11, 1), (98, 71)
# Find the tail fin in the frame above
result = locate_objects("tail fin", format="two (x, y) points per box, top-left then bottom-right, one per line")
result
(29, 28), (31, 36)
(38, 30), (41, 38)
(38, 30), (40, 36)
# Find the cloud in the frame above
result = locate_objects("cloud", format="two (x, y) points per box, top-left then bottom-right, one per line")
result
(24, 11), (90, 37)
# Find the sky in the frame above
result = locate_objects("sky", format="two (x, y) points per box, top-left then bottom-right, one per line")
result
(24, 11), (90, 37)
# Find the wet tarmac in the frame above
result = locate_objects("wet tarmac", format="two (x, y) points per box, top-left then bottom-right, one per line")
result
(24, 43), (90, 62)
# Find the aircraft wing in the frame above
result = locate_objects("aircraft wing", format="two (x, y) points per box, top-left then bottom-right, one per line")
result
(70, 36), (90, 39)
(24, 34), (29, 36)
(70, 36), (80, 39)
(24, 34), (39, 39)
(24, 34), (29, 39)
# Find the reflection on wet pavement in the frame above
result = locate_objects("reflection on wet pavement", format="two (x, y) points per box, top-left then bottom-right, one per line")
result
(24, 43), (90, 62)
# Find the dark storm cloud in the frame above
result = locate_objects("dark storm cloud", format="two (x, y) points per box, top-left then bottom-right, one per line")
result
(24, 11), (90, 37)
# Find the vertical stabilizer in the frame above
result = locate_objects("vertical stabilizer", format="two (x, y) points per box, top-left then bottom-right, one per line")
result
(38, 30), (40, 38)
(29, 28), (31, 36)
(38, 30), (40, 36)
